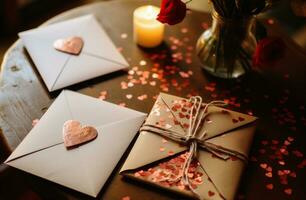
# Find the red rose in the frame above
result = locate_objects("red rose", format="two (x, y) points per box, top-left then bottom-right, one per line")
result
(157, 0), (187, 25)
(253, 37), (286, 67)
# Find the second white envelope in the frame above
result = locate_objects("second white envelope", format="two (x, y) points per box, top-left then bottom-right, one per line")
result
(5, 90), (146, 197)
(19, 15), (129, 91)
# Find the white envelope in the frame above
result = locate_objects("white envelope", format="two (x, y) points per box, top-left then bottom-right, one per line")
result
(19, 15), (129, 91)
(5, 90), (147, 197)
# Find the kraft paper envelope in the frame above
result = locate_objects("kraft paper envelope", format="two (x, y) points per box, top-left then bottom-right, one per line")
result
(19, 15), (129, 91)
(120, 93), (257, 200)
(5, 90), (146, 197)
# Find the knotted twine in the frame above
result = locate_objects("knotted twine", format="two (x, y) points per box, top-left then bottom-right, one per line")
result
(140, 96), (248, 199)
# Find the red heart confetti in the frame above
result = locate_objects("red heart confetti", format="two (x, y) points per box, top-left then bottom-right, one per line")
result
(208, 191), (215, 197)
(232, 118), (238, 123)
(260, 163), (267, 169)
(238, 117), (245, 121)
(32, 119), (40, 127)
(266, 183), (274, 190)
(133, 152), (204, 192)
(121, 196), (131, 200)
(126, 94), (133, 99)
(120, 33), (128, 39)
(284, 188), (292, 195)
(98, 91), (107, 100)
(265, 172), (273, 178)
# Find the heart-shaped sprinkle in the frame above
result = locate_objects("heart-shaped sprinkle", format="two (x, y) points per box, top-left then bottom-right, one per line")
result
(265, 172), (273, 178)
(284, 188), (292, 195)
(126, 94), (133, 99)
(289, 172), (296, 177)
(238, 116), (245, 121)
(54, 36), (84, 55)
(280, 179), (288, 185)
(63, 120), (98, 148)
(179, 112), (185, 118)
(232, 118), (238, 123)
(266, 183), (274, 190)
(266, 166), (272, 172)
(208, 191), (215, 197)
(278, 170), (284, 176)
(260, 163), (267, 169)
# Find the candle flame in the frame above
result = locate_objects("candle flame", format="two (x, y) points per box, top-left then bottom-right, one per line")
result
(144, 6), (157, 20)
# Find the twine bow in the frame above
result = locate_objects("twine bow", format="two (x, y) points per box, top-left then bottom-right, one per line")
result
(140, 96), (248, 199)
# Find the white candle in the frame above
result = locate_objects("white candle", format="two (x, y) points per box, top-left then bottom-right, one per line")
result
(133, 5), (165, 48)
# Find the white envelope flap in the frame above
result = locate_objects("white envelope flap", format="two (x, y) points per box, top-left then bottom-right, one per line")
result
(75, 115), (146, 196)
(52, 53), (127, 91)
(5, 90), (71, 162)
(79, 15), (129, 67)
(5, 90), (146, 163)
(6, 115), (146, 197)
(63, 90), (146, 127)
(19, 15), (91, 91)
(19, 34), (69, 91)
(19, 15), (129, 92)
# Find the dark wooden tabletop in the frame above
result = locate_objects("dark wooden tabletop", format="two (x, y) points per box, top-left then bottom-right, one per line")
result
(0, 0), (306, 199)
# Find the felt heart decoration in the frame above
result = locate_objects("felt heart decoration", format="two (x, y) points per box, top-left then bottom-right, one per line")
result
(53, 36), (84, 55)
(63, 120), (98, 148)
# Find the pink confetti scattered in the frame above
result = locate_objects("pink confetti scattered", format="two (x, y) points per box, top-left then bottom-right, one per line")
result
(98, 91), (107, 100)
(208, 191), (215, 197)
(126, 94), (133, 99)
(121, 196), (131, 200)
(168, 150), (174, 156)
(120, 33), (128, 39)
(32, 119), (40, 127)
(284, 188), (292, 195)
(267, 19), (275, 25)
(260, 163), (267, 169)
(232, 118), (238, 123)
(139, 60), (147, 66)
(137, 94), (148, 101)
(162, 138), (168, 144)
(201, 22), (209, 29)
(118, 102), (126, 107)
(133, 152), (203, 191)
(266, 183), (274, 190)
(265, 172), (273, 178)
(181, 27), (188, 33)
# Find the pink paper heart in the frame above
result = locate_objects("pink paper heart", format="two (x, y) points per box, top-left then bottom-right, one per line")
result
(53, 36), (84, 55)
(266, 183), (273, 190)
(63, 120), (98, 148)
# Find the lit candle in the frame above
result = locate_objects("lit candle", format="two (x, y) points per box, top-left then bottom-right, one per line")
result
(133, 5), (165, 48)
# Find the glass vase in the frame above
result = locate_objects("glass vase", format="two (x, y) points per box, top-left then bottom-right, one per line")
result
(196, 11), (257, 79)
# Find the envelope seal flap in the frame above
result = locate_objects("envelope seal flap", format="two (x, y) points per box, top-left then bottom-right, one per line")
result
(120, 131), (187, 172)
(5, 91), (71, 163)
(79, 15), (129, 67)
(19, 14), (129, 92)
(5, 90), (147, 197)
(198, 150), (245, 200)
(158, 93), (257, 140)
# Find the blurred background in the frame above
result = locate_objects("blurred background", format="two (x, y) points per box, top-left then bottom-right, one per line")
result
(0, 0), (305, 63)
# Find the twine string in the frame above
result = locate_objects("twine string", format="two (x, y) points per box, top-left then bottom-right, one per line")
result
(139, 96), (246, 199)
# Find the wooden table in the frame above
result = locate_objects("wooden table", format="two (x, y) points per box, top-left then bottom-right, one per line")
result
(1, 0), (306, 199)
